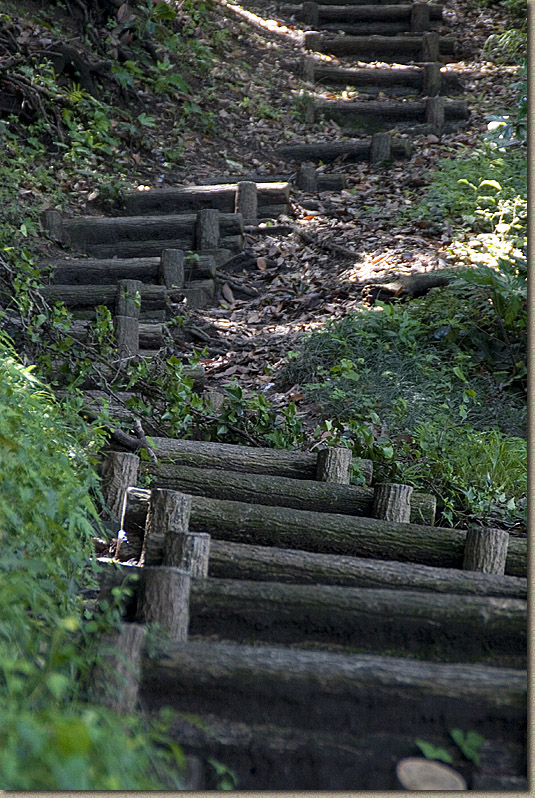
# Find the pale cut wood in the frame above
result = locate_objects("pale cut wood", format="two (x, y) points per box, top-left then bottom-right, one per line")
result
(316, 447), (352, 483)
(114, 314), (139, 361)
(166, 531), (211, 577)
(90, 623), (146, 713)
(160, 248), (184, 288)
(137, 565), (191, 641)
(235, 181), (258, 225)
(207, 540), (527, 598)
(463, 527), (509, 575)
(373, 483), (413, 523)
(100, 451), (139, 524)
(141, 488), (192, 567)
(196, 208), (220, 250)
(396, 758), (467, 790)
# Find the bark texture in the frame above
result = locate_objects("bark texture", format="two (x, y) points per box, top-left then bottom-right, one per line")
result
(463, 528), (509, 575)
(137, 565), (191, 641)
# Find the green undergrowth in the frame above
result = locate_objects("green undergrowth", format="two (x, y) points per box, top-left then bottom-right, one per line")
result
(0, 332), (188, 789)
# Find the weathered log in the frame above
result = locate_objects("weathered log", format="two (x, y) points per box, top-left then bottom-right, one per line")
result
(314, 98), (468, 128)
(168, 532), (211, 577)
(100, 451), (139, 524)
(121, 183), (290, 216)
(235, 181), (258, 225)
(181, 278), (216, 309)
(183, 254), (217, 279)
(116, 279), (142, 318)
(305, 61), (462, 95)
(89, 623), (146, 713)
(41, 283), (167, 312)
(160, 249), (184, 288)
(114, 314), (139, 361)
(277, 137), (411, 163)
(122, 489), (526, 575)
(298, 3), (438, 24)
(59, 213), (242, 247)
(148, 438), (373, 484)
(463, 528), (509, 575)
(188, 578), (526, 665)
(304, 32), (443, 61)
(67, 318), (164, 350)
(140, 639), (527, 743)
(316, 446), (352, 483)
(373, 482), (413, 523)
(362, 270), (454, 302)
(46, 256), (162, 285)
(137, 565), (191, 641)
(296, 165), (318, 192)
(207, 540), (527, 598)
(75, 235), (242, 259)
(370, 131), (392, 162)
(142, 463), (434, 524)
(196, 208), (220, 250)
(141, 488), (192, 567)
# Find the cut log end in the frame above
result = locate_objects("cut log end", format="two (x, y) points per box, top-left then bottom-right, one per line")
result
(396, 758), (467, 790)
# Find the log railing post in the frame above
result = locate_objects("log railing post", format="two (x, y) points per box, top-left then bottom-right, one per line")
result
(373, 483), (413, 523)
(302, 1), (319, 26)
(411, 3), (430, 32)
(235, 181), (258, 225)
(89, 623), (146, 713)
(160, 248), (185, 288)
(301, 57), (315, 83)
(41, 209), (64, 241)
(421, 32), (440, 62)
(370, 132), (392, 163)
(316, 447), (353, 484)
(463, 527), (509, 574)
(196, 208), (220, 250)
(140, 488), (192, 567)
(304, 31), (322, 51)
(100, 451), (140, 525)
(165, 531), (211, 578)
(296, 165), (318, 192)
(422, 62), (442, 96)
(115, 278), (142, 361)
(426, 96), (445, 135)
(137, 566), (191, 641)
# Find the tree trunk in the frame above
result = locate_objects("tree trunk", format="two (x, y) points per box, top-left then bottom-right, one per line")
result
(188, 577), (526, 665)
(207, 540), (526, 598)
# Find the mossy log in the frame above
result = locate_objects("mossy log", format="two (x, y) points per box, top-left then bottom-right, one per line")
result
(121, 183), (290, 216)
(207, 540), (527, 598)
(148, 438), (373, 483)
(140, 639), (527, 744)
(144, 463), (435, 524)
(187, 578), (526, 665)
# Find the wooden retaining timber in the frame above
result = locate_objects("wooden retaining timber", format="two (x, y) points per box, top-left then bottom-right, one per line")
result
(207, 540), (527, 598)
(201, 171), (348, 191)
(40, 283), (168, 313)
(304, 31), (446, 61)
(147, 437), (374, 483)
(121, 182), (291, 220)
(296, 2), (442, 34)
(313, 97), (469, 130)
(139, 640), (526, 744)
(120, 490), (526, 575)
(143, 462), (436, 525)
(277, 136), (411, 163)
(70, 319), (164, 351)
(187, 578), (526, 665)
(43, 252), (216, 285)
(301, 60), (463, 95)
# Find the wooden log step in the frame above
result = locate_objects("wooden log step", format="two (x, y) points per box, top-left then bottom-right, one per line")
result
(66, 235), (242, 260)
(121, 490), (526, 575)
(304, 31), (446, 61)
(277, 136), (411, 163)
(70, 320), (164, 350)
(295, 3), (444, 24)
(282, 0), (433, 5)
(303, 60), (463, 94)
(121, 183), (290, 217)
(187, 578), (526, 665)
(43, 252), (215, 285)
(207, 540), (527, 598)
(314, 98), (469, 128)
(181, 279), (217, 309)
(40, 283), (167, 312)
(148, 438), (373, 483)
(144, 462), (436, 524)
(53, 213), (243, 249)
(140, 639), (527, 744)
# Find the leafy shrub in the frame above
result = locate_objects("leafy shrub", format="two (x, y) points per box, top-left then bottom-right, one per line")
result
(0, 334), (185, 788)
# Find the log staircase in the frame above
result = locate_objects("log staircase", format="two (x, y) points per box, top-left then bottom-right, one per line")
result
(24, 0), (526, 789)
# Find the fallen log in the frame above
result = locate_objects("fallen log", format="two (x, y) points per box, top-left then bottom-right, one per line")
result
(140, 639), (527, 743)
(144, 463), (435, 524)
(148, 438), (373, 483)
(121, 491), (526, 575)
(277, 137), (411, 163)
(207, 540), (527, 598)
(188, 578), (526, 665)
